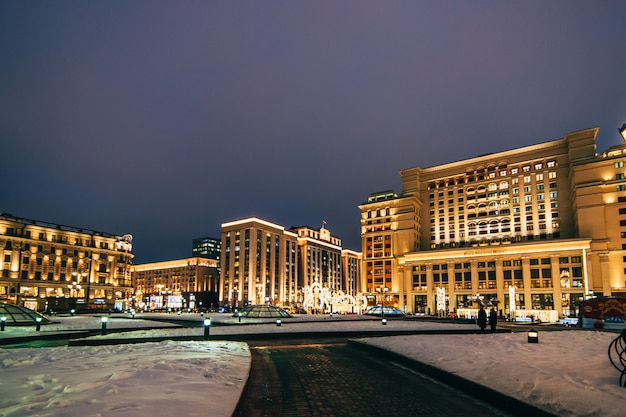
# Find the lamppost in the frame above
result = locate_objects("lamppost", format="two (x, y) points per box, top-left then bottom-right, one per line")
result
(377, 284), (388, 324)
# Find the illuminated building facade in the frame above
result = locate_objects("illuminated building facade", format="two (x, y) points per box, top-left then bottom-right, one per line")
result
(0, 213), (133, 312)
(290, 225), (343, 291)
(341, 249), (362, 296)
(220, 218), (299, 307)
(219, 218), (362, 308)
(360, 127), (626, 320)
(132, 257), (219, 311)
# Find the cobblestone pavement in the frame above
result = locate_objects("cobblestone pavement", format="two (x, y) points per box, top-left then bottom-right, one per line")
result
(235, 339), (512, 417)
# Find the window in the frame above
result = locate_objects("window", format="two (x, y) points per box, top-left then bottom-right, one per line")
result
(524, 176), (531, 183)
(525, 196), (532, 202)
(549, 192), (558, 198)
(511, 168), (518, 174)
(537, 184), (544, 190)
(616, 161), (624, 168)
(523, 186), (531, 193)
(549, 172), (556, 179)
(523, 166), (531, 172)
(547, 160), (556, 168)
(536, 173), (543, 181)
(617, 173), (625, 180)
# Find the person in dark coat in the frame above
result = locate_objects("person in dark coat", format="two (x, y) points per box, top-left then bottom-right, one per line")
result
(489, 308), (497, 332)
(477, 305), (487, 332)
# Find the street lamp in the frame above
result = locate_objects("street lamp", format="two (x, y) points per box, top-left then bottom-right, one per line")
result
(203, 318), (211, 339)
(377, 285), (388, 324)
(101, 316), (108, 335)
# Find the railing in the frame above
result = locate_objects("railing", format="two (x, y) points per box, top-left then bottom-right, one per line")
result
(608, 329), (626, 387)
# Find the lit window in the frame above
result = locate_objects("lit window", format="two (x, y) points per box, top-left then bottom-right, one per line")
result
(547, 161), (556, 168)
(523, 166), (531, 172)
(525, 196), (532, 202)
(535, 163), (543, 170)
(537, 193), (544, 200)
(524, 176), (531, 183)
(536, 173), (543, 181)
(616, 161), (624, 168)
(500, 170), (507, 176)
(549, 172), (556, 179)
(550, 192), (558, 198)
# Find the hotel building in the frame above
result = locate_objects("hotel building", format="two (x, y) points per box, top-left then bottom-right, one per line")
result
(0, 213), (133, 312)
(360, 127), (626, 320)
(132, 257), (219, 311)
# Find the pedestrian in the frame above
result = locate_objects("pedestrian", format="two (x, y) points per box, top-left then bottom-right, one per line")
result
(477, 305), (487, 332)
(489, 308), (497, 332)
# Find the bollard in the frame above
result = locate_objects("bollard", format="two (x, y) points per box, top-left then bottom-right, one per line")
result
(101, 316), (108, 335)
(527, 330), (539, 343)
(203, 318), (211, 340)
(36, 317), (42, 331)
(276, 319), (282, 327)
(1, 316), (6, 331)
(238, 312), (242, 322)
(382, 318), (387, 325)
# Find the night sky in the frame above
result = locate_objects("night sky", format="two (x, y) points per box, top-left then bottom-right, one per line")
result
(2, 1), (626, 263)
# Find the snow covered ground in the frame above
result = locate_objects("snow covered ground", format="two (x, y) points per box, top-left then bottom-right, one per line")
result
(1, 313), (625, 417)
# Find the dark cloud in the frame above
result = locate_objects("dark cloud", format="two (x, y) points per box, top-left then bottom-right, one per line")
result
(2, 1), (626, 262)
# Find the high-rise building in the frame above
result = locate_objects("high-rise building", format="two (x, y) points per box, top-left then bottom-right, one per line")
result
(220, 218), (299, 307)
(192, 236), (221, 260)
(289, 225), (343, 291)
(360, 127), (626, 320)
(341, 249), (362, 297)
(0, 213), (133, 312)
(219, 217), (362, 309)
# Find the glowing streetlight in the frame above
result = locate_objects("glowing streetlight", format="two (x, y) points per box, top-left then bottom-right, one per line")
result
(101, 316), (108, 335)
(203, 318), (211, 339)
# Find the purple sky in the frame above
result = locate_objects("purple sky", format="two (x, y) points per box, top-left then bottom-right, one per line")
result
(2, 1), (626, 263)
